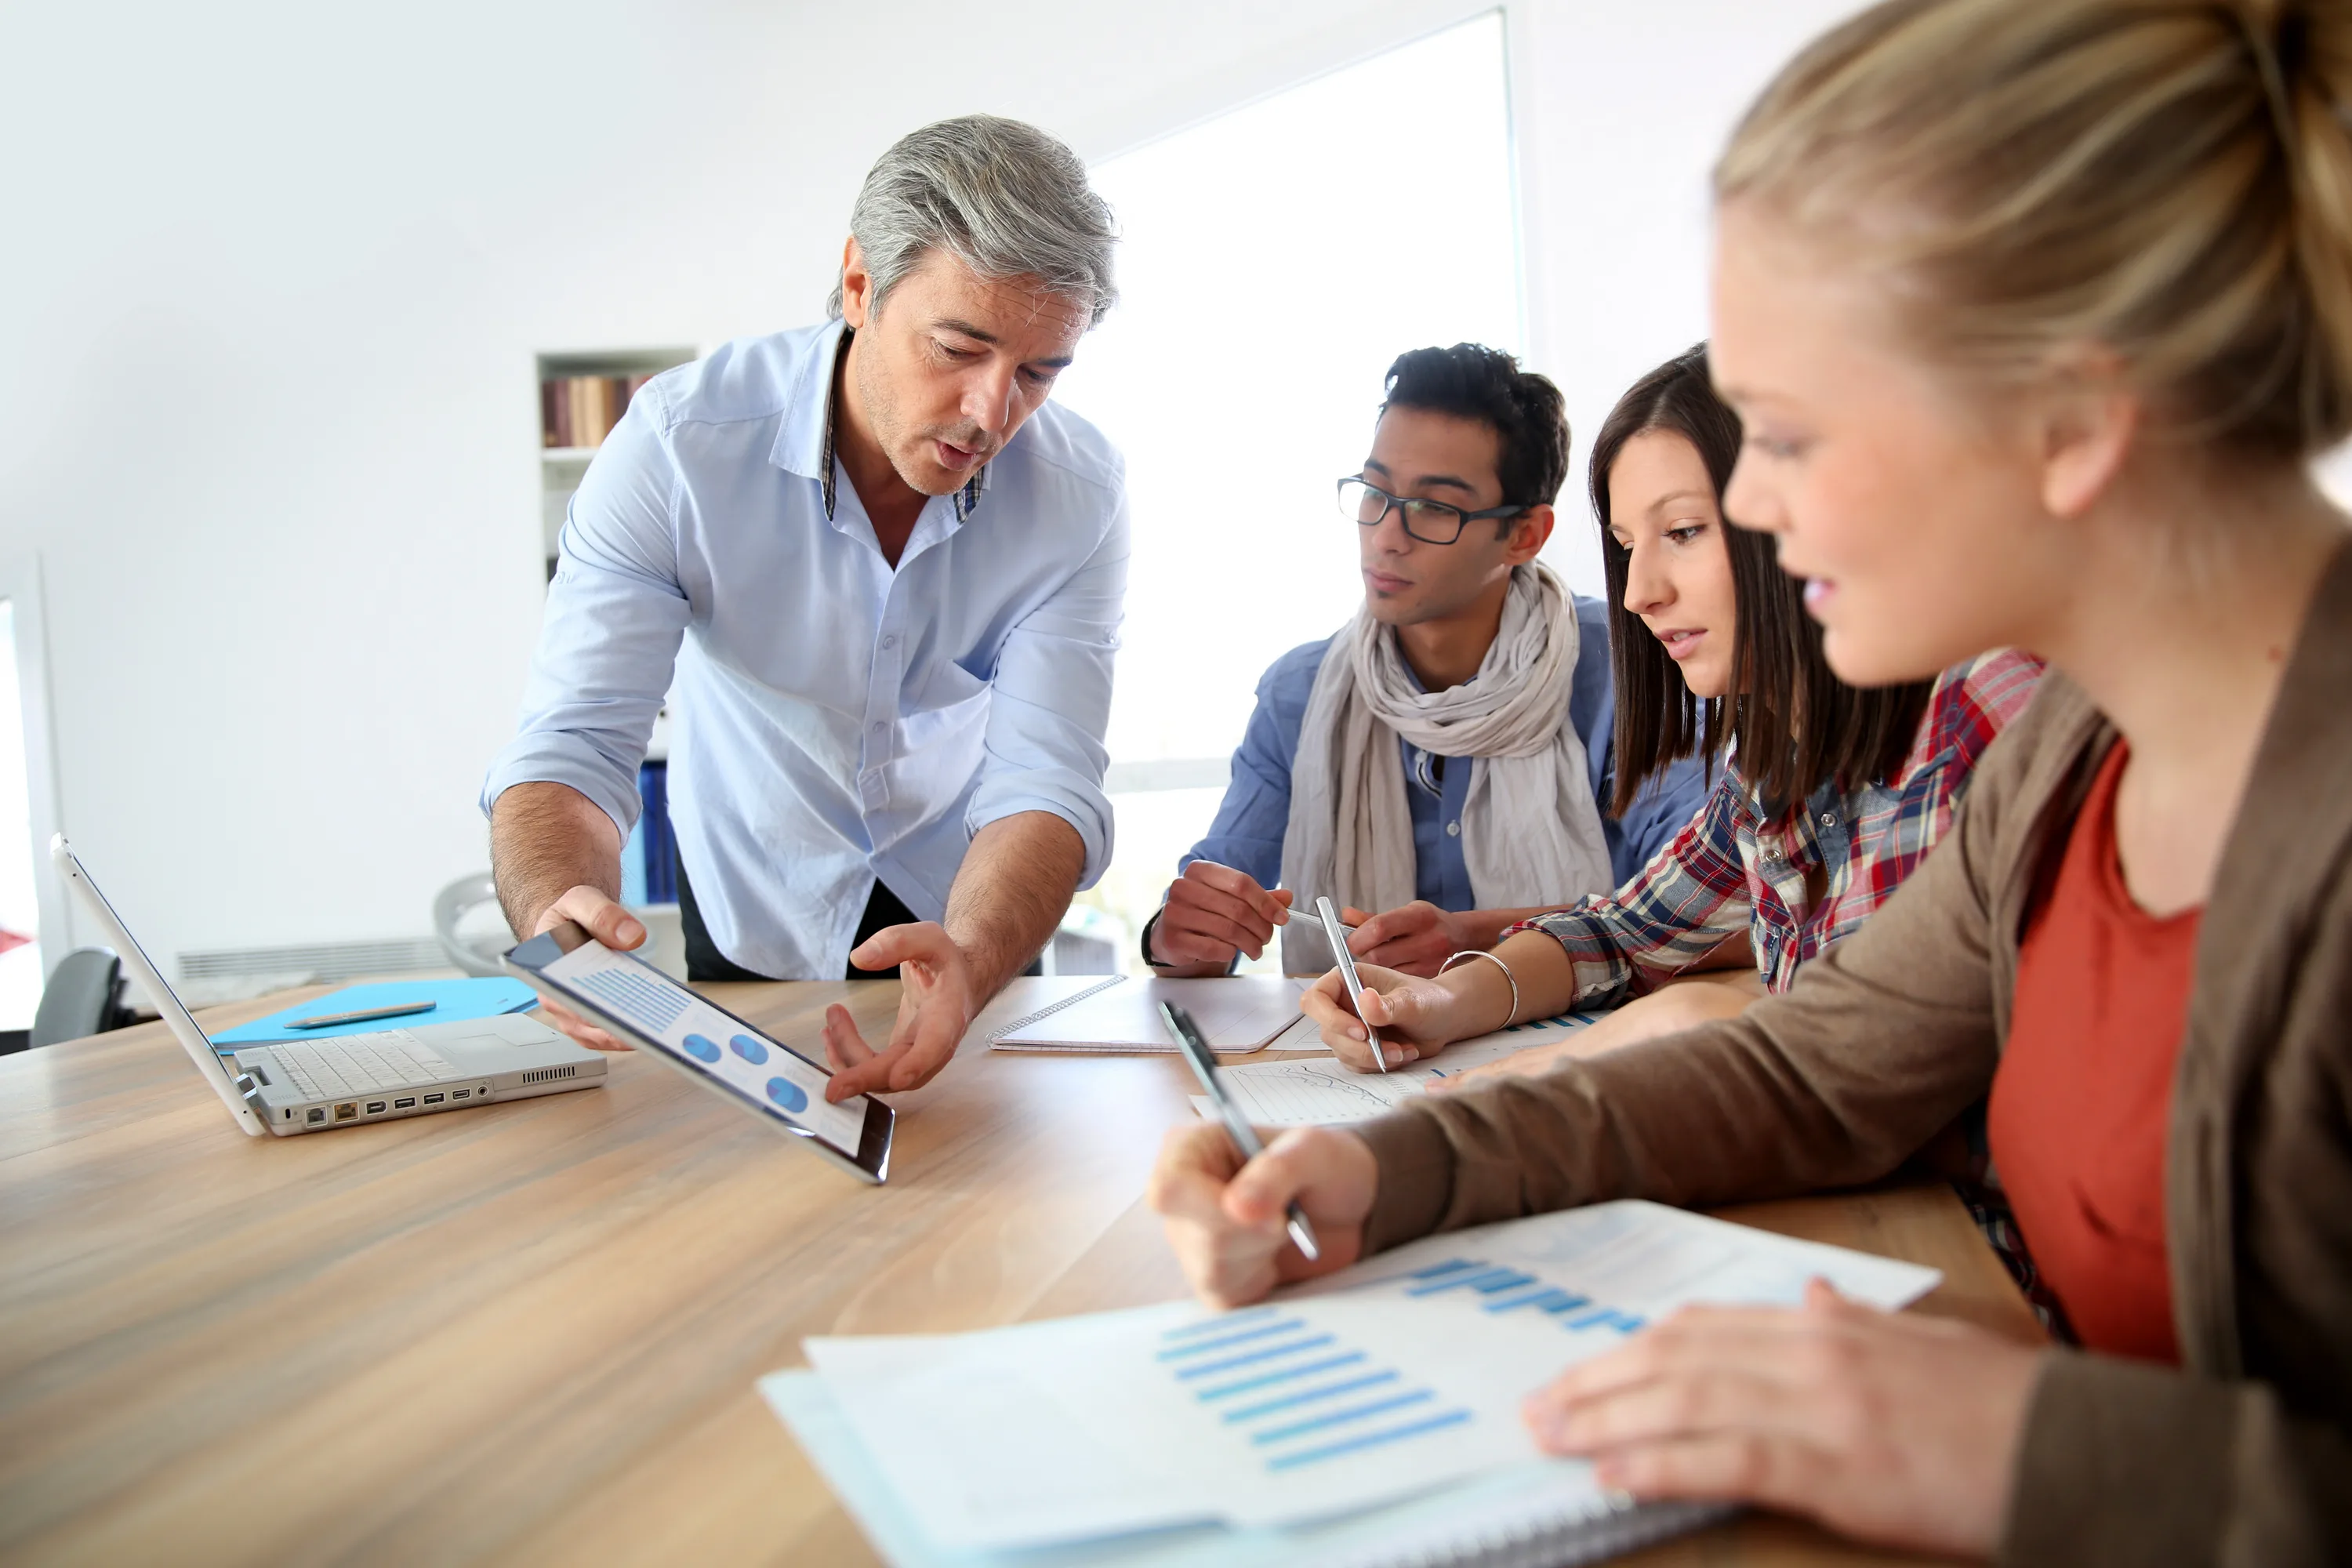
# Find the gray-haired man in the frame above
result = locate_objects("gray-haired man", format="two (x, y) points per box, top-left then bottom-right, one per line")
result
(483, 116), (1128, 1102)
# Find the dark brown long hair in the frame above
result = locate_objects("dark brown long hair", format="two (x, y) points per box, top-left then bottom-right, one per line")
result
(1593, 344), (1931, 821)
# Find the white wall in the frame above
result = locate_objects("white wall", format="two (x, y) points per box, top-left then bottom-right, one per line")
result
(1508, 0), (1867, 593)
(0, 0), (1865, 971)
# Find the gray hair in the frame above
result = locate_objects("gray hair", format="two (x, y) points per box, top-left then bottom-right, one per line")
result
(826, 115), (1118, 328)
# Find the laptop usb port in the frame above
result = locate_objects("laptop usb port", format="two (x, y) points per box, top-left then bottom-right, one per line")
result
(394, 1097), (416, 1109)
(307, 1108), (327, 1124)
(423, 1093), (445, 1105)
(334, 1102), (358, 1121)
(365, 1101), (387, 1115)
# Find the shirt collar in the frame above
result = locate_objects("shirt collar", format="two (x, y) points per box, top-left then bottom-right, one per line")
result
(775, 318), (990, 525)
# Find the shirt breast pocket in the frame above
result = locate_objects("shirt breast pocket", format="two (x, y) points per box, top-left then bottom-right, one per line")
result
(901, 660), (993, 775)
(914, 657), (992, 717)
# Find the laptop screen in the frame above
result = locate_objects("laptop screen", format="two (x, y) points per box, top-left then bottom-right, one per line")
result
(53, 838), (258, 1130)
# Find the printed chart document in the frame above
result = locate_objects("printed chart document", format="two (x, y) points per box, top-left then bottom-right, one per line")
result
(764, 1374), (1724, 1568)
(981, 975), (1316, 1054)
(1189, 1013), (1598, 1126)
(764, 1200), (1940, 1563)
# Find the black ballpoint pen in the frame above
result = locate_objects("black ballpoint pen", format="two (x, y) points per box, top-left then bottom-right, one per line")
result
(1160, 1000), (1322, 1262)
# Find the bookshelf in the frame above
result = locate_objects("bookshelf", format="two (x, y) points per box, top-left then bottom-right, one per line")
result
(536, 347), (695, 579)
(537, 347), (695, 919)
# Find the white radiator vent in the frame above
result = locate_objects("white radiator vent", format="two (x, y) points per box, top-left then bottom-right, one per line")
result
(172, 938), (452, 1006)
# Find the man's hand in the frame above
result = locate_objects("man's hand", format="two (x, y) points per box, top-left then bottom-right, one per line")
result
(1147, 1122), (1378, 1308)
(817, 812), (1080, 1101)
(1338, 901), (1473, 978)
(491, 781), (637, 1051)
(1149, 862), (1293, 973)
(819, 921), (975, 1101)
(1522, 1279), (2039, 1559)
(526, 885), (646, 1053)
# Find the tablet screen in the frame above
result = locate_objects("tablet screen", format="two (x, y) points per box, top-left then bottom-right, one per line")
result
(537, 939), (869, 1156)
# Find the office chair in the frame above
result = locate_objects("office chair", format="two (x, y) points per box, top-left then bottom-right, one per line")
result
(434, 872), (689, 980)
(432, 873), (510, 978)
(31, 947), (130, 1047)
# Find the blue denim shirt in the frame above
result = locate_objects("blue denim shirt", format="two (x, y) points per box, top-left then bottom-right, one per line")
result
(1179, 597), (1709, 905)
(482, 320), (1129, 980)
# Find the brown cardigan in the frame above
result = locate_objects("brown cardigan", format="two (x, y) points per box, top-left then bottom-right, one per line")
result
(1356, 545), (2352, 1566)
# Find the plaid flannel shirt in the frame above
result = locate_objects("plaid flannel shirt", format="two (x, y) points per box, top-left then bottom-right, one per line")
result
(1521, 649), (2045, 1006)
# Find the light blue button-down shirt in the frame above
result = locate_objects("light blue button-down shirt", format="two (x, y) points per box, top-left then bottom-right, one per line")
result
(482, 319), (1131, 979)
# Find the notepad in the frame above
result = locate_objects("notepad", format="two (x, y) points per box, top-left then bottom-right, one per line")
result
(762, 1200), (1941, 1565)
(1188, 1011), (1599, 1125)
(978, 975), (1316, 1054)
(208, 978), (540, 1051)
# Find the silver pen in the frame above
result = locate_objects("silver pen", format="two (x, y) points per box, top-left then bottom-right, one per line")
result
(1161, 1000), (1321, 1262)
(1316, 895), (1387, 1073)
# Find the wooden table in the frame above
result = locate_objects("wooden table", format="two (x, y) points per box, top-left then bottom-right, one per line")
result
(0, 982), (2038, 1566)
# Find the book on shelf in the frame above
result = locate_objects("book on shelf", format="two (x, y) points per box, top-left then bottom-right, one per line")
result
(541, 372), (660, 450)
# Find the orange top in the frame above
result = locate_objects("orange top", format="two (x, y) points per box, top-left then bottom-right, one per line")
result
(1987, 742), (2197, 1362)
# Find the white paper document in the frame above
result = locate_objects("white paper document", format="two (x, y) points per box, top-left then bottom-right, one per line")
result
(793, 1200), (1940, 1554)
(762, 1370), (1729, 1568)
(985, 975), (1316, 1054)
(1190, 1012), (1598, 1126)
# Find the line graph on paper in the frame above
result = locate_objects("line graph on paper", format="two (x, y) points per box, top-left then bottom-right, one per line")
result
(1200, 1011), (1602, 1125)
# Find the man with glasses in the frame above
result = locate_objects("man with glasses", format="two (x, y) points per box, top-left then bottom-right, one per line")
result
(1144, 344), (1705, 979)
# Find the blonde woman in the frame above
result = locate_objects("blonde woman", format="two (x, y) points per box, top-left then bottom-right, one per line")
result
(1149, 0), (2352, 1559)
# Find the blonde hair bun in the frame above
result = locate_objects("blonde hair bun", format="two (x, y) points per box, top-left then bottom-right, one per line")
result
(1718, 0), (2352, 457)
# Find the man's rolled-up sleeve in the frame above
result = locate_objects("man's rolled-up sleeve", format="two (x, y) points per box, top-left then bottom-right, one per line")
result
(966, 489), (1131, 887)
(479, 394), (690, 840)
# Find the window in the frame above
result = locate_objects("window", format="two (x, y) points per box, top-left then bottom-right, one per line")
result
(0, 560), (65, 1029)
(1053, 12), (1521, 969)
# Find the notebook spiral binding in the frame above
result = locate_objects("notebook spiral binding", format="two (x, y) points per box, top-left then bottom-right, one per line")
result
(1312, 1494), (1733, 1568)
(985, 975), (1126, 1044)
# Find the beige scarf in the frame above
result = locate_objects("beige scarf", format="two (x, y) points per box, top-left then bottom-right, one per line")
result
(1279, 563), (1614, 973)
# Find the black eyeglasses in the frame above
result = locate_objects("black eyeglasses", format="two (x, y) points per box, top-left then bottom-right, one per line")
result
(1338, 477), (1526, 546)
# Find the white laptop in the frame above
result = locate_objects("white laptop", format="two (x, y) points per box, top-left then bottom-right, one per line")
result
(53, 835), (606, 1137)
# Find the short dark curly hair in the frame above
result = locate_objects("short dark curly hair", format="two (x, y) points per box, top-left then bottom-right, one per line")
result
(1378, 344), (1571, 523)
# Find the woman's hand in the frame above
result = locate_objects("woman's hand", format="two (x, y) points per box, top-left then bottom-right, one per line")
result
(1300, 960), (1501, 1071)
(1146, 1123), (1378, 1308)
(1523, 1279), (2041, 1559)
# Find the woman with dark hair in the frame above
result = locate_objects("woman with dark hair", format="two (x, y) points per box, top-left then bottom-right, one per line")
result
(1312, 343), (2040, 1078)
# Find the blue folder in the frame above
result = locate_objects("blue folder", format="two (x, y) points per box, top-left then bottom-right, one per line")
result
(210, 978), (539, 1051)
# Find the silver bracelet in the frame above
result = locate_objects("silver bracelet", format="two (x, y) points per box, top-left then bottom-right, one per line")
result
(1439, 949), (1519, 1031)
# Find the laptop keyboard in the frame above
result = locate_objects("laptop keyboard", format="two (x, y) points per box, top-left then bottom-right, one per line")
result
(262, 1029), (464, 1101)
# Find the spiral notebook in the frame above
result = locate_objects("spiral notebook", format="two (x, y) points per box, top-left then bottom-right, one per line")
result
(763, 1370), (1726, 1567)
(972, 975), (1318, 1055)
(760, 1201), (1940, 1567)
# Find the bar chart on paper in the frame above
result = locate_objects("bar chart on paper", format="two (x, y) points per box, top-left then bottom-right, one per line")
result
(1157, 1305), (1471, 1473)
(790, 1201), (1941, 1555)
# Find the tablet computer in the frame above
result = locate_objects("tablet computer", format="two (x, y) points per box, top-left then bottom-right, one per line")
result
(504, 922), (892, 1184)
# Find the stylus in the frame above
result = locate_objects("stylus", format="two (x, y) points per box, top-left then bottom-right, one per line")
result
(1316, 895), (1387, 1073)
(1160, 1001), (1321, 1263)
